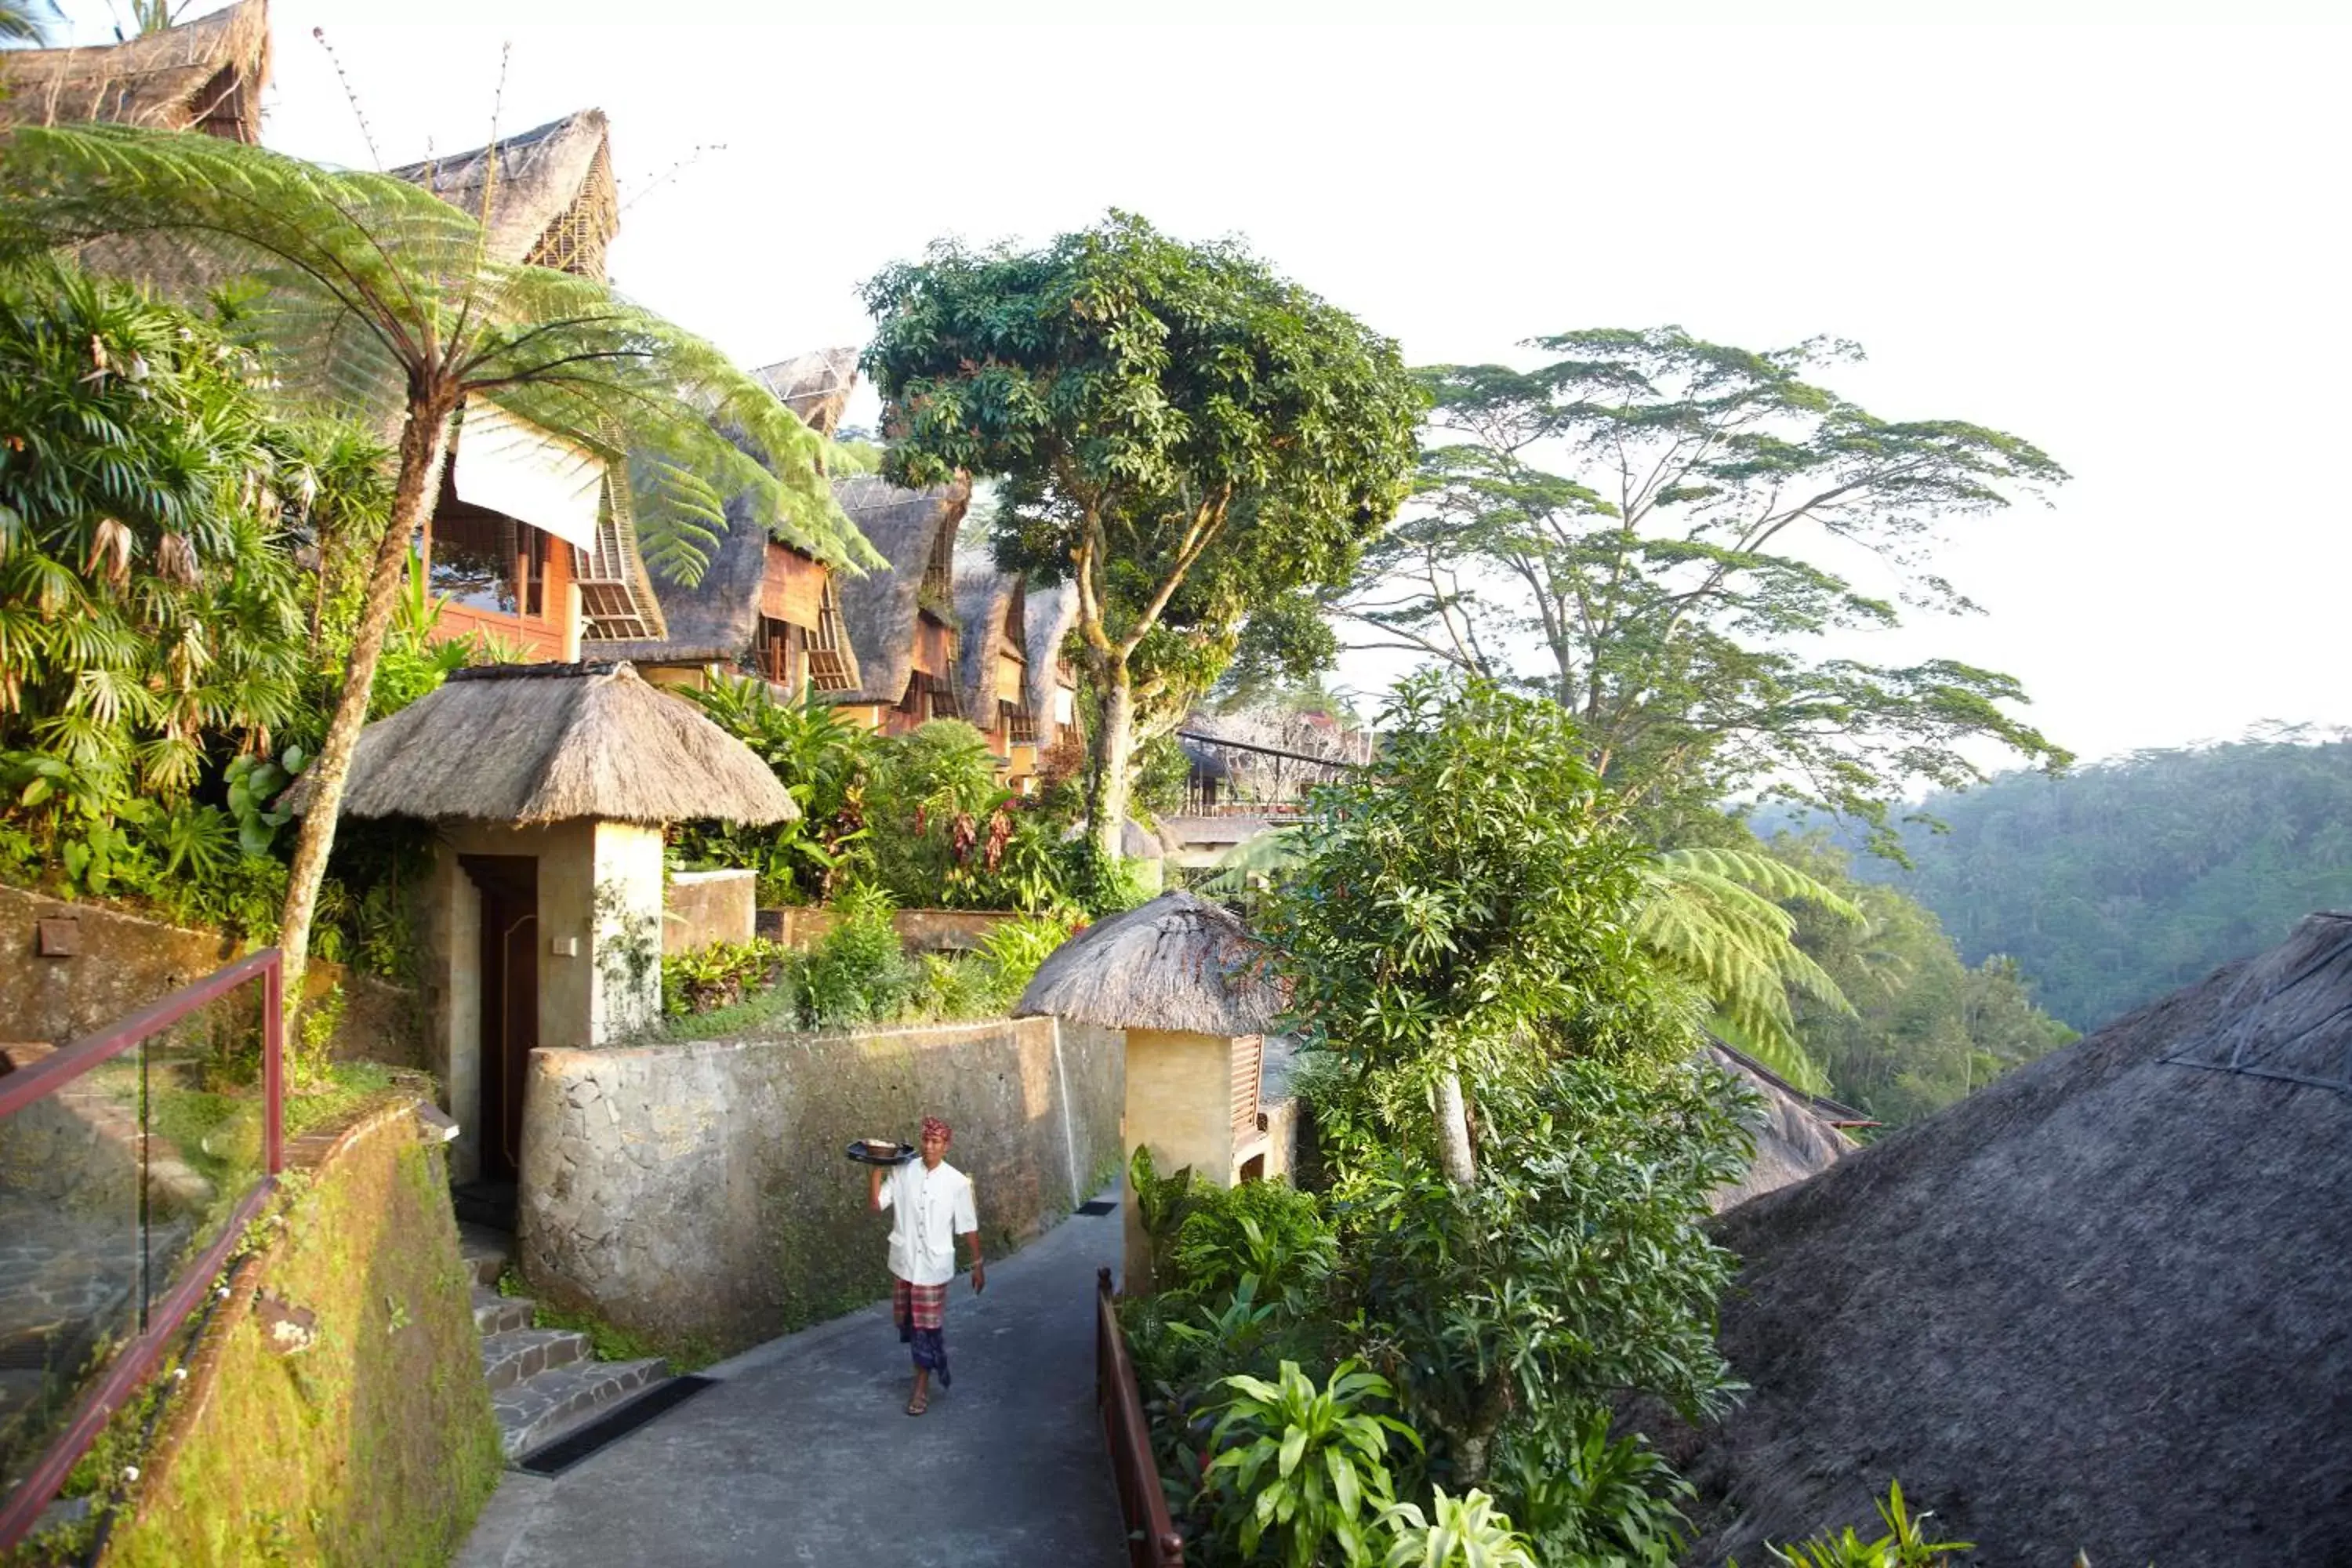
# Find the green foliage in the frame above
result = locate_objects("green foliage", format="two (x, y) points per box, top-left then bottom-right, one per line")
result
(1762, 1480), (1974, 1568)
(1339, 326), (2071, 853)
(862, 211), (1421, 852)
(1792, 731), (2352, 1032)
(1127, 1145), (1205, 1291)
(1494, 1409), (1690, 1567)
(662, 938), (790, 1018)
(1635, 845), (1863, 1093)
(1265, 674), (1673, 1083)
(1377, 1488), (1538, 1568)
(1766, 834), (2074, 1124)
(1322, 1055), (1749, 1479)
(673, 675), (875, 903)
(0, 255), (308, 854)
(1171, 1180), (1336, 1313)
(794, 884), (917, 1027)
(1204, 1359), (1420, 1568)
(291, 982), (344, 1093)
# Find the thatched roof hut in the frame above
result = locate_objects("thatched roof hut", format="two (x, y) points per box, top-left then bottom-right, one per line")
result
(314, 662), (796, 826)
(1023, 580), (1081, 720)
(952, 552), (1028, 726)
(1016, 891), (1285, 1036)
(755, 348), (858, 437)
(390, 109), (617, 278)
(0, 0), (270, 140)
(1705, 1042), (1856, 1210)
(1662, 913), (2352, 1565)
(830, 472), (969, 709)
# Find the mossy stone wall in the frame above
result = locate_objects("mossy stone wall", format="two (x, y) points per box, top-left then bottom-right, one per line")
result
(97, 1100), (502, 1568)
(517, 1016), (1124, 1352)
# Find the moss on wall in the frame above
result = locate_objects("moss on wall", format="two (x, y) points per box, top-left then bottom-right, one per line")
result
(96, 1102), (502, 1568)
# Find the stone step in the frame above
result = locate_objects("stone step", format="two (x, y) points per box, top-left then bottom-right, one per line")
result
(492, 1356), (670, 1460)
(457, 1222), (512, 1291)
(480, 1327), (590, 1392)
(471, 1287), (535, 1338)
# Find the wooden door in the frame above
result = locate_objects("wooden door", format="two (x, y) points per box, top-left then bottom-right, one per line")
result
(459, 855), (539, 1183)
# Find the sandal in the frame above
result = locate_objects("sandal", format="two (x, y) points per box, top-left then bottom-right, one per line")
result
(906, 1395), (927, 1417)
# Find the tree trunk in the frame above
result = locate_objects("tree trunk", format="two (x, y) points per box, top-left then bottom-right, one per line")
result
(277, 401), (449, 1023)
(1086, 658), (1136, 865)
(1436, 1069), (1477, 1186)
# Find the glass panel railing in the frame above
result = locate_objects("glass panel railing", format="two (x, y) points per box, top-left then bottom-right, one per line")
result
(140, 994), (268, 1329)
(0, 1038), (148, 1502)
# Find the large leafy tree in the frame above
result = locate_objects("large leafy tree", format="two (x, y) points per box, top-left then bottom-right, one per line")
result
(861, 212), (1421, 858)
(0, 124), (865, 1007)
(1338, 328), (2072, 852)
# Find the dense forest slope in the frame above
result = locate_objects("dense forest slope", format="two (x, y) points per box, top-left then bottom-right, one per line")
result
(1784, 734), (2352, 1033)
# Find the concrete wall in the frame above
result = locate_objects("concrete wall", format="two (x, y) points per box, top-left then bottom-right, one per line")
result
(664, 869), (755, 955)
(515, 1015), (1124, 1352)
(0, 884), (419, 1065)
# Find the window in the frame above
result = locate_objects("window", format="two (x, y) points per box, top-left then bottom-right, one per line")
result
(426, 473), (550, 619)
(1005, 702), (1038, 745)
(753, 617), (804, 691)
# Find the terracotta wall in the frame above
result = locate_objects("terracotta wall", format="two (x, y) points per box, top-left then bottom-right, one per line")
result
(763, 906), (1033, 954)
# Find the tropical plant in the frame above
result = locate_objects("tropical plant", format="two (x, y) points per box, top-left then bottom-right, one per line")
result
(861, 212), (1422, 862)
(675, 674), (876, 902)
(1763, 1481), (1975, 1568)
(1494, 1407), (1691, 1567)
(1377, 1488), (1538, 1568)
(1203, 1359), (1420, 1568)
(1264, 673), (1671, 1187)
(0, 255), (310, 835)
(1127, 1144), (1203, 1294)
(0, 122), (871, 1016)
(793, 883), (915, 1026)
(1336, 326), (2071, 855)
(1168, 1179), (1335, 1313)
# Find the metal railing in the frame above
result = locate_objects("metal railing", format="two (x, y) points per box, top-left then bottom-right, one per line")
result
(1096, 1266), (1183, 1568)
(0, 948), (284, 1550)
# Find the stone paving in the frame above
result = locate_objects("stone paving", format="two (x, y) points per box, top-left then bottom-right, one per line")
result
(455, 1197), (1127, 1568)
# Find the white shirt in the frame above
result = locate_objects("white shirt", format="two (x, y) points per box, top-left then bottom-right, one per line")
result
(880, 1159), (978, 1287)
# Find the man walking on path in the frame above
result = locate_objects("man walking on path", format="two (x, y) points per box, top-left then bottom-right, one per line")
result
(869, 1116), (984, 1415)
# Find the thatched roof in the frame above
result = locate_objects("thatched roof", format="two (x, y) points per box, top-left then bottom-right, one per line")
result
(830, 472), (968, 707)
(309, 662), (796, 827)
(390, 109), (616, 275)
(1660, 913), (2352, 1565)
(0, 0), (270, 140)
(1024, 580), (1080, 720)
(952, 551), (1025, 722)
(1705, 1043), (1855, 1211)
(755, 348), (858, 437)
(1015, 891), (1285, 1036)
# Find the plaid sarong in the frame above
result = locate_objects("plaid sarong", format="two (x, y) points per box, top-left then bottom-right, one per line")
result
(893, 1278), (950, 1382)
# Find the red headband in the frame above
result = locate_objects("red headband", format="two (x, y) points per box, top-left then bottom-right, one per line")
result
(921, 1116), (952, 1145)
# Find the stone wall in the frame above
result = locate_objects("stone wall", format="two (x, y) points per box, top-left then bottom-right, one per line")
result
(517, 1015), (1125, 1352)
(664, 869), (755, 954)
(0, 883), (420, 1067)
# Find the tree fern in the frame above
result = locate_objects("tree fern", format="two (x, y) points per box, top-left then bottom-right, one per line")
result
(1633, 846), (1860, 1091)
(0, 123), (882, 1010)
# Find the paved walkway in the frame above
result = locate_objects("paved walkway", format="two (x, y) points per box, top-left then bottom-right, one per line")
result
(456, 1200), (1127, 1568)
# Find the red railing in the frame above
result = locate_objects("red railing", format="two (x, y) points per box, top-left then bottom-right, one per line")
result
(1097, 1266), (1183, 1568)
(0, 948), (284, 1550)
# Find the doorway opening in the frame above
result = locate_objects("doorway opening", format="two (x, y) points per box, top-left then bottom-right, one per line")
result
(459, 855), (539, 1218)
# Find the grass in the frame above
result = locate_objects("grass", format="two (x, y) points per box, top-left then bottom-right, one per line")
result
(493, 1267), (720, 1374)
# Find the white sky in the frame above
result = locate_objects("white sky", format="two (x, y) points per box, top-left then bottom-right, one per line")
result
(47, 2), (2352, 768)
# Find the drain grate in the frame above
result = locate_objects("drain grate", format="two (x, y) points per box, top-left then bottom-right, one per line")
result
(1075, 1199), (1117, 1216)
(514, 1375), (715, 1476)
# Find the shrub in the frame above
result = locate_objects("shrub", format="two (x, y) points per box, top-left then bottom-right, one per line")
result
(662, 939), (793, 1019)
(794, 884), (917, 1027)
(1169, 1179), (1335, 1312)
(1202, 1359), (1421, 1568)
(1378, 1488), (1538, 1568)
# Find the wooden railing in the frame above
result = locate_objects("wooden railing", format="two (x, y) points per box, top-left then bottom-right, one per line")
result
(1097, 1266), (1183, 1568)
(0, 949), (283, 1549)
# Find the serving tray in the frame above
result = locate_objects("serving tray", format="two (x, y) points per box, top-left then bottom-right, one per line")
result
(846, 1138), (918, 1167)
